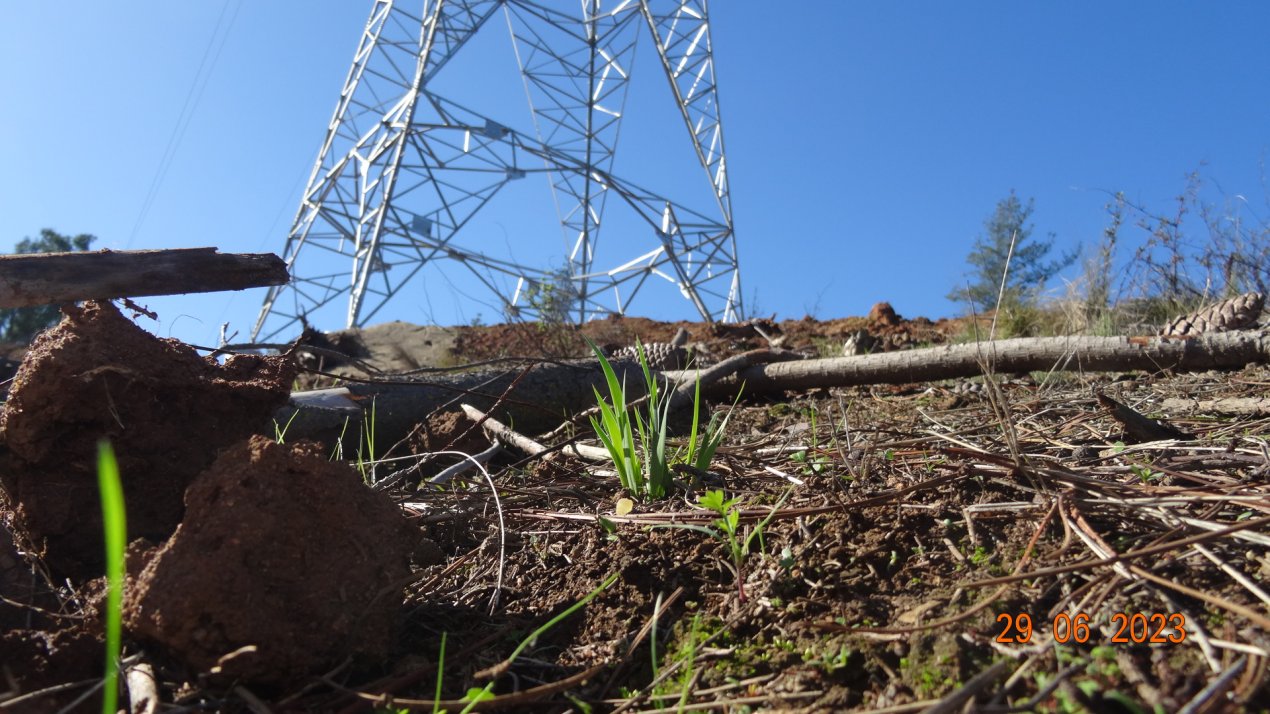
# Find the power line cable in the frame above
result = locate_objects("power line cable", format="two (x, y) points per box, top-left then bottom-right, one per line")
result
(126, 0), (242, 248)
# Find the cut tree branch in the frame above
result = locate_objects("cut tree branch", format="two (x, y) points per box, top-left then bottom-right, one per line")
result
(728, 332), (1270, 393)
(0, 248), (288, 307)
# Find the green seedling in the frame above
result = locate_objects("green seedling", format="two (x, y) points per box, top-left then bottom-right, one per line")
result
(791, 449), (830, 475)
(357, 398), (378, 483)
(433, 631), (448, 714)
(681, 378), (741, 473)
(97, 441), (127, 714)
(589, 339), (645, 496)
(675, 613), (703, 710)
(1129, 463), (1163, 484)
(589, 338), (738, 501)
(650, 612), (705, 710)
(664, 488), (791, 602)
(273, 408), (300, 444)
(589, 339), (677, 499)
(632, 340), (674, 498)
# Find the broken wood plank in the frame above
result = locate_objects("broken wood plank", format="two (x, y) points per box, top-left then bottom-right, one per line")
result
(0, 248), (288, 308)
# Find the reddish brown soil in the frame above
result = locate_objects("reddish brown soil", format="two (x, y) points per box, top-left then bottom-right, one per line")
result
(1, 303), (1268, 712)
(452, 302), (959, 363)
(124, 436), (414, 685)
(0, 302), (295, 579)
(0, 628), (102, 712)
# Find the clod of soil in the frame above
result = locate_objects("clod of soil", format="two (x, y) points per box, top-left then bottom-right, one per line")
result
(0, 628), (102, 713)
(414, 409), (488, 454)
(123, 435), (413, 685)
(0, 301), (295, 579)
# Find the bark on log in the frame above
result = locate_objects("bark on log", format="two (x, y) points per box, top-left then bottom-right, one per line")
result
(1161, 397), (1270, 417)
(0, 248), (288, 307)
(281, 359), (655, 452)
(279, 332), (1270, 451)
(729, 332), (1270, 393)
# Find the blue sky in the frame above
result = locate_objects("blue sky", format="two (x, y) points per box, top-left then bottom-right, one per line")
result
(3, 2), (1267, 347)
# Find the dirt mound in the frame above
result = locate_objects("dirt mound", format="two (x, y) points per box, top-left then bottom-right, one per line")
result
(0, 302), (296, 579)
(424, 310), (959, 367)
(124, 435), (413, 685)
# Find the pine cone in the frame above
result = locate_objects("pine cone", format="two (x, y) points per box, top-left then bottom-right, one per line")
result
(1160, 292), (1264, 336)
(611, 342), (689, 370)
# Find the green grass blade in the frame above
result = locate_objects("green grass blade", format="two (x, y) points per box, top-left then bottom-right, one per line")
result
(96, 440), (127, 714)
(433, 631), (448, 714)
(694, 388), (743, 472)
(684, 377), (703, 466)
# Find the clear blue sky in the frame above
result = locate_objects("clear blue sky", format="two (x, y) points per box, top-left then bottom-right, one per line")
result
(3, 2), (1267, 347)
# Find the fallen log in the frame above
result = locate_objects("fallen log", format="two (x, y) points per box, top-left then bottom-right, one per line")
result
(281, 359), (656, 453)
(0, 248), (288, 307)
(725, 332), (1270, 393)
(278, 332), (1270, 453)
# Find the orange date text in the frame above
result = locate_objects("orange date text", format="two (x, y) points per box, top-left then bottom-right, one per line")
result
(994, 612), (1186, 645)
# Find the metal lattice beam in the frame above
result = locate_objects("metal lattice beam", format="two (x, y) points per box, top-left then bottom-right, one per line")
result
(253, 0), (742, 342)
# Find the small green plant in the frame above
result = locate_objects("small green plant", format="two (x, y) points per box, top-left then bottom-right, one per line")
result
(589, 339), (735, 501)
(96, 441), (127, 714)
(273, 409), (300, 444)
(1129, 463), (1163, 484)
(651, 612), (704, 709)
(589, 340), (647, 496)
(791, 449), (830, 475)
(433, 632), (448, 714)
(679, 488), (791, 602)
(680, 378), (739, 473)
(357, 398), (378, 483)
(969, 545), (990, 567)
(632, 341), (675, 497)
(803, 641), (853, 673)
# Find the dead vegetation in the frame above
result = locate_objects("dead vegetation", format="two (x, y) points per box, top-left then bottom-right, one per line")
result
(1, 300), (1269, 712)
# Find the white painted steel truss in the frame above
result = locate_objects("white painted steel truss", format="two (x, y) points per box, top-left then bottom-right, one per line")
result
(253, 0), (741, 341)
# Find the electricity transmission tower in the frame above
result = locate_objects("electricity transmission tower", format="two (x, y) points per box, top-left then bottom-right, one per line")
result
(252, 0), (742, 342)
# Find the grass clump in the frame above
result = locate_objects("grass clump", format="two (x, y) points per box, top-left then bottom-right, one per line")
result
(588, 339), (735, 501)
(589, 339), (654, 497)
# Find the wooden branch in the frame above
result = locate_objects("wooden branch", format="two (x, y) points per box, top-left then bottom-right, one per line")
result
(729, 332), (1270, 393)
(664, 348), (805, 408)
(460, 403), (610, 461)
(0, 248), (288, 307)
(277, 332), (1270, 452)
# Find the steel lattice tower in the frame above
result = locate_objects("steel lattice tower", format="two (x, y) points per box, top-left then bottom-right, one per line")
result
(252, 0), (742, 342)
